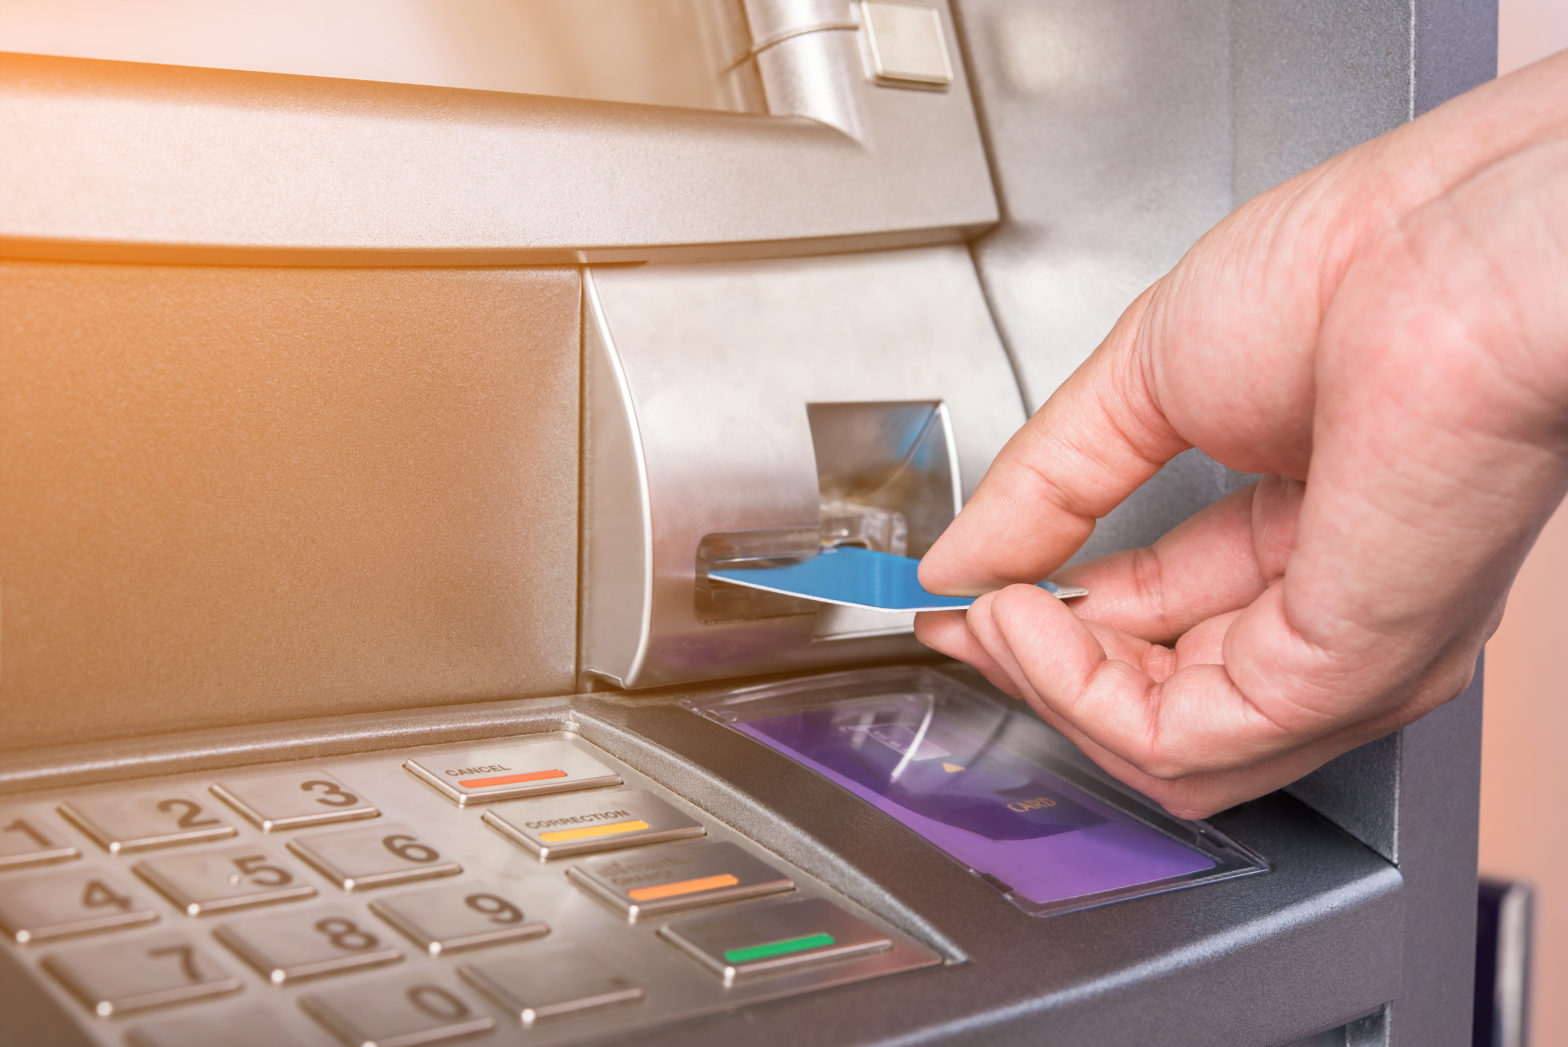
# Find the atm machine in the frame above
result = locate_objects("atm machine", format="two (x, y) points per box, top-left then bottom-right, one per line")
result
(0, 2), (1496, 1045)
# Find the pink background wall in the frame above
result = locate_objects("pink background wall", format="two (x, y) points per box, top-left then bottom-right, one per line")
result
(1482, 8), (1567, 1041)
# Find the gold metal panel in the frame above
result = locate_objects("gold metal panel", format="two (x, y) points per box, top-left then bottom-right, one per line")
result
(0, 262), (580, 747)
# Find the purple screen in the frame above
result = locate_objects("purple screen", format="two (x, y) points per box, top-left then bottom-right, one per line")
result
(736, 704), (1214, 906)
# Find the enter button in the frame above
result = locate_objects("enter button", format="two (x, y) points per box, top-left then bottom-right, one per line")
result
(659, 897), (893, 985)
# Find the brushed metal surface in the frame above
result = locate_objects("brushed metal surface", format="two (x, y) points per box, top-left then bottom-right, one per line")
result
(0, 727), (941, 1047)
(0, 262), (581, 749)
(952, 0), (1255, 564)
(0, 0), (763, 115)
(580, 246), (1027, 689)
(0, 1), (995, 264)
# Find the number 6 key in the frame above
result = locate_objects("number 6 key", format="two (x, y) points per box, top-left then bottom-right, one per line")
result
(287, 823), (461, 891)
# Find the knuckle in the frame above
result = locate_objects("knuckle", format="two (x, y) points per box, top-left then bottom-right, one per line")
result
(1127, 546), (1172, 634)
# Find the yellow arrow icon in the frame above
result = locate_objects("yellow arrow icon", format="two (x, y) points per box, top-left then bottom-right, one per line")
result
(941, 762), (965, 773)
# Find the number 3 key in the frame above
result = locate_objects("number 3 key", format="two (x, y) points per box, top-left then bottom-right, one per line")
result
(210, 771), (379, 832)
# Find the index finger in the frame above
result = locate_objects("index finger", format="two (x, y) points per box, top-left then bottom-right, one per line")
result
(919, 288), (1188, 596)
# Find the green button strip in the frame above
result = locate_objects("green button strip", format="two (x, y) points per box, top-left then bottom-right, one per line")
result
(722, 932), (836, 964)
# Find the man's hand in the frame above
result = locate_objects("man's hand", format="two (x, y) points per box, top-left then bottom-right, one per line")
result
(915, 51), (1568, 820)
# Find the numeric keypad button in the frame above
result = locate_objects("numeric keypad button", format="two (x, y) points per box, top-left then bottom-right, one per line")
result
(211, 771), (378, 832)
(133, 845), (316, 916)
(215, 905), (403, 985)
(42, 933), (242, 1017)
(0, 868), (158, 943)
(458, 944), (643, 1025)
(59, 790), (235, 854)
(0, 811), (80, 870)
(127, 1005), (332, 1047)
(300, 972), (494, 1046)
(370, 882), (548, 956)
(287, 823), (461, 891)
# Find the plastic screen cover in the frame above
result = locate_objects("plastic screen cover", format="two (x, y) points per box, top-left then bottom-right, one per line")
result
(685, 667), (1266, 917)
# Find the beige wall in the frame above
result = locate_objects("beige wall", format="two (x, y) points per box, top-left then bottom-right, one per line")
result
(1482, 7), (1568, 1044)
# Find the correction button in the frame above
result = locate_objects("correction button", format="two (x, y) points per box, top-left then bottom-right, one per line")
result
(59, 789), (236, 854)
(482, 787), (704, 860)
(658, 897), (893, 985)
(0, 809), (80, 869)
(210, 770), (379, 832)
(404, 738), (621, 806)
(214, 904), (403, 984)
(132, 844), (316, 916)
(0, 867), (159, 943)
(567, 841), (793, 922)
(370, 880), (548, 955)
(287, 823), (461, 891)
(458, 943), (643, 1025)
(299, 972), (494, 1047)
(42, 933), (242, 1017)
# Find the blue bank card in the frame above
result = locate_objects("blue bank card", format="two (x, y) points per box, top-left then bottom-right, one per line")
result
(709, 546), (1086, 613)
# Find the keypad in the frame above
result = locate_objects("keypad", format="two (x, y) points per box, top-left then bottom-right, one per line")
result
(211, 770), (379, 832)
(215, 905), (404, 984)
(59, 790), (235, 854)
(0, 868), (159, 944)
(134, 844), (316, 916)
(288, 823), (461, 891)
(0, 731), (940, 1046)
(483, 787), (705, 860)
(0, 811), (80, 869)
(404, 739), (621, 806)
(370, 881), (549, 956)
(568, 841), (794, 921)
(459, 943), (643, 1025)
(43, 933), (243, 1016)
(299, 971), (495, 1046)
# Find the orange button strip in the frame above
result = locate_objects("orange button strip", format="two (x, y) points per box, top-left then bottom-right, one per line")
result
(459, 769), (568, 789)
(626, 874), (740, 903)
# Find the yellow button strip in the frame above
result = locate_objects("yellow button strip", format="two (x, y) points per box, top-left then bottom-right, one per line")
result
(537, 819), (652, 845)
